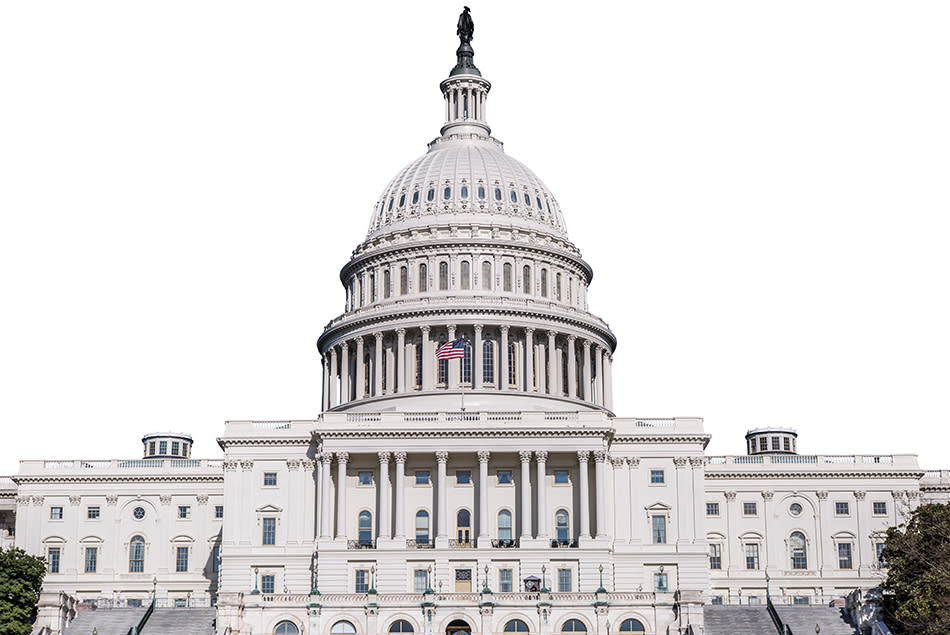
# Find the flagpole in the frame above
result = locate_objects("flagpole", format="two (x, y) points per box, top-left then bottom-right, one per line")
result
(460, 336), (467, 412)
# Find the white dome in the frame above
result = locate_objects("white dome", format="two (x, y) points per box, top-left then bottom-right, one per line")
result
(367, 135), (569, 241)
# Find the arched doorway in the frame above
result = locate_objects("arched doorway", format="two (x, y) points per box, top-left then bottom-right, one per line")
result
(446, 619), (472, 635)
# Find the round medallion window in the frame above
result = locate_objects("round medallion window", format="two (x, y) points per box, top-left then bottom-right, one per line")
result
(133, 506), (146, 520)
(789, 502), (803, 516)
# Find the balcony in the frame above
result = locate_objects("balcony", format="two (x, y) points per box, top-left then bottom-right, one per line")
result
(407, 539), (434, 549)
(551, 538), (578, 549)
(347, 539), (376, 550)
(491, 538), (519, 548)
(448, 539), (475, 549)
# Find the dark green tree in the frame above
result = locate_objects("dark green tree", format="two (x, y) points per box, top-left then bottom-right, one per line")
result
(881, 503), (950, 635)
(0, 547), (47, 635)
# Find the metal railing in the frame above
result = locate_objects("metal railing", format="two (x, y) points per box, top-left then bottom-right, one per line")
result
(347, 539), (376, 550)
(550, 538), (578, 548)
(127, 596), (155, 635)
(448, 539), (475, 548)
(407, 539), (434, 549)
(491, 538), (519, 548)
(766, 595), (793, 635)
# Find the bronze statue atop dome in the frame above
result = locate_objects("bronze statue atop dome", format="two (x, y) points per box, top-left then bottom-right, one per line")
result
(450, 6), (480, 76)
(457, 6), (474, 44)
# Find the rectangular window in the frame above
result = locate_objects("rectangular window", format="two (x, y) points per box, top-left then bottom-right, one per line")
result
(263, 472), (278, 486)
(128, 599), (143, 608)
(215, 505), (224, 519)
(838, 543), (853, 569)
(783, 437), (791, 452)
(415, 470), (430, 485)
(87, 506), (100, 519)
(873, 502), (887, 516)
(745, 543), (760, 569)
(876, 542), (886, 567)
(557, 569), (572, 592)
(159, 441), (167, 455)
(47, 547), (60, 573)
(706, 502), (719, 516)
(413, 569), (428, 593)
(261, 574), (275, 594)
(793, 596), (810, 605)
(178, 505), (190, 519)
(497, 470), (512, 484)
(456, 470), (471, 485)
(771, 436), (780, 450)
(749, 596), (761, 606)
(554, 470), (569, 484)
(148, 441), (156, 455)
(835, 502), (850, 516)
(50, 506), (63, 520)
(709, 544), (722, 569)
(171, 441), (180, 455)
(174, 598), (186, 608)
(212, 545), (220, 573)
(262, 517), (276, 545)
(176, 546), (188, 572)
(499, 568), (513, 592)
(654, 572), (668, 592)
(711, 596), (723, 605)
(743, 502), (757, 516)
(650, 469), (665, 484)
(355, 569), (369, 593)
(85, 546), (98, 573)
(652, 515), (666, 544)
(358, 471), (374, 485)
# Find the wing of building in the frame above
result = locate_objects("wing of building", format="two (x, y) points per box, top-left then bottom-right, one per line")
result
(8, 9), (950, 635)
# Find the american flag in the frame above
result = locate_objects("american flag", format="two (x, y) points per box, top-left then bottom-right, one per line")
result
(436, 338), (467, 360)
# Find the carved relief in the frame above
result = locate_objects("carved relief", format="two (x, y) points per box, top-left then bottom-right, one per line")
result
(31, 496), (44, 506)
(197, 494), (210, 505)
(301, 460), (316, 471)
(689, 456), (705, 467)
(159, 494), (172, 505)
(106, 495), (118, 506)
(68, 495), (81, 506)
(610, 456), (626, 468)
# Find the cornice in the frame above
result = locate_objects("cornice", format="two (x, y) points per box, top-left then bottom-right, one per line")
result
(217, 438), (313, 449)
(316, 427), (612, 440)
(15, 475), (224, 485)
(704, 470), (925, 480)
(613, 435), (712, 446)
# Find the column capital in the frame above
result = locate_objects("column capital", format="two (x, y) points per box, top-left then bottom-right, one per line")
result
(341, 341), (349, 352)
(724, 491), (737, 501)
(689, 456), (705, 468)
(393, 451), (407, 464)
(627, 457), (640, 467)
(473, 323), (483, 334)
(577, 450), (590, 463)
(592, 449), (607, 463)
(330, 347), (338, 360)
(477, 450), (491, 464)
(420, 325), (431, 335)
(319, 453), (333, 465)
(524, 327), (534, 336)
(519, 449), (532, 463)
(378, 451), (391, 463)
(355, 335), (365, 346)
(582, 339), (591, 350)
(336, 451), (349, 465)
(435, 450), (449, 464)
(499, 325), (509, 334)
(673, 456), (688, 468)
(535, 450), (548, 462)
(816, 490), (829, 500)
(374, 331), (383, 342)
(610, 456), (625, 468)
(854, 490), (867, 501)
(761, 490), (774, 501)
(547, 330), (557, 339)
(567, 334), (577, 343)
(396, 328), (406, 337)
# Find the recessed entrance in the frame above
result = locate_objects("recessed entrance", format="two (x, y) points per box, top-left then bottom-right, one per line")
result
(446, 619), (472, 635)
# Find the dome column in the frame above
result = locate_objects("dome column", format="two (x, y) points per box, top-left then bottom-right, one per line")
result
(373, 332), (383, 397)
(420, 326), (433, 391)
(524, 328), (535, 392)
(340, 342), (350, 404)
(473, 324), (483, 389)
(396, 328), (407, 393)
(322, 355), (330, 411)
(546, 331), (557, 395)
(595, 344), (605, 406)
(499, 326), (509, 390)
(330, 347), (339, 408)
(567, 336), (577, 399)
(447, 325), (459, 390)
(604, 352), (613, 410)
(355, 337), (365, 400)
(582, 340), (592, 403)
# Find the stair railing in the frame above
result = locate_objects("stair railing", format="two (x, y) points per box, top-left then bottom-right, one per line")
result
(127, 595), (155, 635)
(766, 594), (794, 635)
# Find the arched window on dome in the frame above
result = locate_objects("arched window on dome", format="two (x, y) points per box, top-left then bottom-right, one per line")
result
(523, 266), (532, 295)
(510, 189), (518, 204)
(481, 261), (492, 290)
(274, 621), (300, 634)
(427, 188), (435, 203)
(540, 269), (548, 298)
(477, 185), (486, 200)
(383, 270), (391, 299)
(537, 196), (543, 211)
(482, 340), (494, 386)
(439, 262), (449, 290)
(399, 193), (405, 208)
(618, 619), (645, 632)
(503, 263), (513, 292)
(400, 267), (408, 295)
(128, 535), (145, 573)
(460, 261), (471, 290)
(460, 185), (469, 199)
(790, 531), (807, 569)
(460, 340), (472, 385)
(508, 342), (517, 386)
(555, 273), (562, 301)
(418, 263), (428, 292)
(412, 190), (420, 205)
(524, 192), (531, 207)
(443, 187), (452, 200)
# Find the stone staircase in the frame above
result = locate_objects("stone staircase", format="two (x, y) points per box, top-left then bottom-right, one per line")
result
(62, 607), (146, 635)
(140, 608), (216, 634)
(775, 605), (858, 635)
(704, 606), (780, 634)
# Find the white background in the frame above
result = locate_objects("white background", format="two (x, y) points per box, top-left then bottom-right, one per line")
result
(1, 1), (948, 474)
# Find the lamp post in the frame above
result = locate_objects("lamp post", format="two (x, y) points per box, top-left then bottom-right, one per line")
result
(152, 577), (157, 605)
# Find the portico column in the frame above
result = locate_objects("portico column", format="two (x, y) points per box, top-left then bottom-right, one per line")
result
(396, 328), (406, 393)
(582, 340), (592, 402)
(519, 450), (533, 539)
(447, 325), (459, 390)
(594, 345), (604, 406)
(477, 450), (490, 545)
(355, 337), (365, 400)
(330, 348), (339, 408)
(420, 326), (433, 391)
(628, 458), (641, 544)
(373, 332), (383, 397)
(577, 450), (591, 539)
(473, 324), (483, 389)
(567, 336), (577, 399)
(378, 451), (391, 540)
(536, 450), (549, 540)
(436, 450), (449, 545)
(593, 450), (607, 539)
(393, 451), (407, 540)
(524, 328), (535, 392)
(335, 452), (349, 540)
(320, 453), (332, 538)
(340, 342), (350, 404)
(547, 331), (557, 395)
(499, 326), (509, 390)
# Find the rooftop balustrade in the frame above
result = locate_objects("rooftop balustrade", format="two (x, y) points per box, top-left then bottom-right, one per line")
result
(705, 454), (919, 471)
(18, 458), (224, 475)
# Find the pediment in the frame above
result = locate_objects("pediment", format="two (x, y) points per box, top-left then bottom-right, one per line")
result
(256, 504), (283, 513)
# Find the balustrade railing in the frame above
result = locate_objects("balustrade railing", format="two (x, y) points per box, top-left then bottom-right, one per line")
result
(448, 539), (475, 548)
(347, 539), (376, 550)
(550, 538), (578, 549)
(407, 539), (434, 549)
(491, 538), (519, 548)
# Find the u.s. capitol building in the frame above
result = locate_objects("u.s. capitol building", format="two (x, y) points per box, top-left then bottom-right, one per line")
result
(7, 9), (949, 635)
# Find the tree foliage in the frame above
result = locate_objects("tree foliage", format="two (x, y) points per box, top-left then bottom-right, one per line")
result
(0, 547), (46, 635)
(881, 503), (950, 635)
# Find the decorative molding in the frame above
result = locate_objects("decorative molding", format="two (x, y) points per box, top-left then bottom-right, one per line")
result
(15, 496), (30, 506)
(106, 495), (118, 506)
(689, 456), (705, 467)
(31, 496), (44, 506)
(627, 457), (641, 467)
(535, 450), (549, 462)
(159, 494), (172, 505)
(197, 494), (210, 505)
(435, 450), (449, 463)
(68, 495), (81, 506)
(609, 456), (625, 468)
(577, 450), (590, 463)
(301, 459), (316, 471)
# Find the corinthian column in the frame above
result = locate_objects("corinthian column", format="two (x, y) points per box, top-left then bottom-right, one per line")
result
(547, 331), (557, 395)
(477, 450), (490, 545)
(335, 451), (349, 541)
(378, 451), (391, 540)
(567, 336), (577, 399)
(330, 348), (339, 408)
(420, 326), (433, 391)
(436, 450), (449, 546)
(373, 332), (383, 397)
(396, 328), (406, 393)
(536, 450), (549, 539)
(499, 326), (509, 390)
(524, 328), (535, 392)
(340, 342), (350, 404)
(473, 324), (484, 389)
(519, 450), (533, 539)
(577, 450), (591, 539)
(393, 451), (407, 540)
(355, 337), (365, 400)
(582, 340), (592, 402)
(593, 450), (607, 539)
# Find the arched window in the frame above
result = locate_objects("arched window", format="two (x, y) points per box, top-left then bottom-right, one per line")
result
(389, 621), (414, 633)
(400, 266), (408, 295)
(457, 509), (471, 545)
(439, 261), (449, 290)
(555, 273), (562, 301)
(460, 261), (471, 290)
(460, 340), (472, 384)
(618, 619), (645, 632)
(508, 342), (517, 385)
(418, 263), (428, 292)
(274, 622), (300, 634)
(332, 621), (357, 634)
(358, 510), (373, 546)
(504, 620), (529, 632)
(477, 185), (486, 200)
(523, 266), (532, 294)
(369, 272), (376, 303)
(438, 341), (448, 384)
(495, 187), (502, 201)
(128, 535), (145, 573)
(412, 190), (420, 205)
(482, 340), (494, 385)
(383, 270), (391, 299)
(503, 263), (513, 292)
(561, 620), (586, 633)
(540, 269), (548, 297)
(460, 185), (469, 199)
(497, 510), (512, 541)
(415, 510), (430, 543)
(481, 261), (492, 290)
(555, 509), (570, 543)
(790, 531), (807, 569)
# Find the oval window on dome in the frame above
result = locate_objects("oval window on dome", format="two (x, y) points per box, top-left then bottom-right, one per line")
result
(412, 190), (419, 205)
(510, 190), (518, 204)
(399, 194), (406, 207)
(444, 187), (452, 200)
(427, 188), (435, 202)
(524, 192), (531, 206)
(460, 185), (469, 199)
(537, 196), (543, 210)
(388, 198), (394, 211)
(478, 186), (486, 199)
(495, 188), (502, 201)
